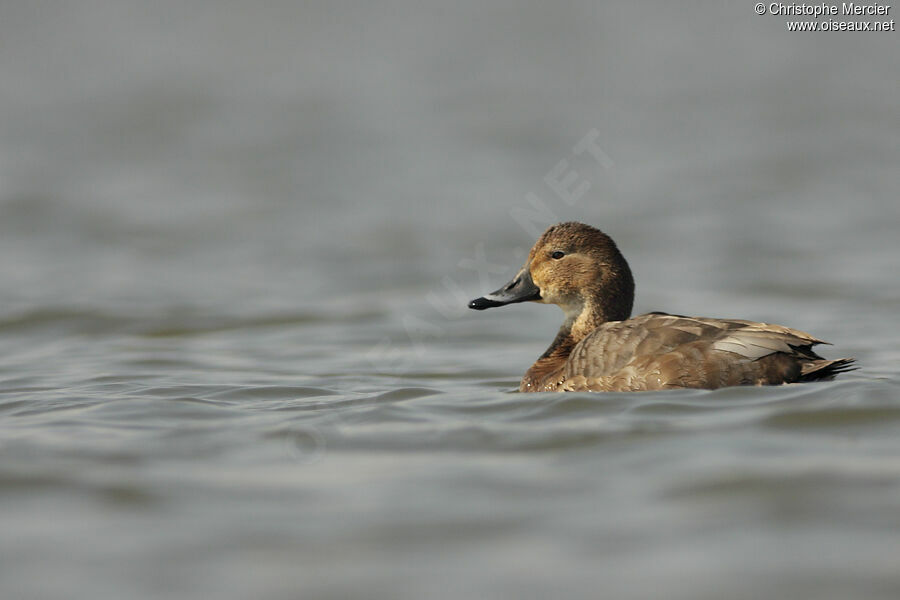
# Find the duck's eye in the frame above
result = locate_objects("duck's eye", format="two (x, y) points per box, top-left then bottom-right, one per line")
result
(550, 251), (566, 260)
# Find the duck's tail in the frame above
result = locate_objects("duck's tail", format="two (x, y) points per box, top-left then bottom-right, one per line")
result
(799, 357), (857, 382)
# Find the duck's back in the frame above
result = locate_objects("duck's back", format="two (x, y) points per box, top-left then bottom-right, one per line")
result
(560, 313), (854, 392)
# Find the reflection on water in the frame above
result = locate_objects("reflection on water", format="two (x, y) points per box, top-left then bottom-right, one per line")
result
(1, 1), (899, 599)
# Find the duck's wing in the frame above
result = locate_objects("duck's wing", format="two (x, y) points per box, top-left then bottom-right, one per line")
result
(562, 312), (853, 391)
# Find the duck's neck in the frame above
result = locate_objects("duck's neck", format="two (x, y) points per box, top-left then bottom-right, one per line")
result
(519, 299), (615, 391)
(519, 240), (635, 391)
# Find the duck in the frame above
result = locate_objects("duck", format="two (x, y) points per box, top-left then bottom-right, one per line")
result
(468, 222), (855, 392)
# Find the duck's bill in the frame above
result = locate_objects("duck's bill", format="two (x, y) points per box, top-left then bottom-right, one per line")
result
(468, 270), (541, 310)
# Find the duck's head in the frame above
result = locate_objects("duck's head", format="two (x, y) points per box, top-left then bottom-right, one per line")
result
(468, 222), (634, 324)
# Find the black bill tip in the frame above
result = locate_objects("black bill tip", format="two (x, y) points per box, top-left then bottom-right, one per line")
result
(468, 297), (503, 310)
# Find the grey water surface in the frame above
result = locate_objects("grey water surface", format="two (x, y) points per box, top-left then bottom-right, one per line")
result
(1, 2), (899, 599)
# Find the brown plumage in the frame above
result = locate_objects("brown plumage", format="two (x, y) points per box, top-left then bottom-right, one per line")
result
(468, 222), (855, 392)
